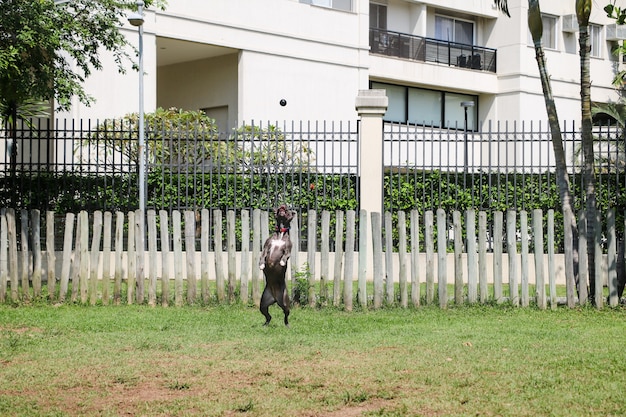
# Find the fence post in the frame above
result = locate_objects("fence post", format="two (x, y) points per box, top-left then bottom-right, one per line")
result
(356, 89), (387, 283)
(355, 89), (386, 216)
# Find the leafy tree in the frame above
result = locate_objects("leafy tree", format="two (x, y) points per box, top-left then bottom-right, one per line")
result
(604, 2), (626, 87)
(85, 108), (314, 173)
(86, 107), (219, 169)
(0, 0), (166, 172)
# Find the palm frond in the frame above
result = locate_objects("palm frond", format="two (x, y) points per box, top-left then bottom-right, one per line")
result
(493, 0), (510, 17)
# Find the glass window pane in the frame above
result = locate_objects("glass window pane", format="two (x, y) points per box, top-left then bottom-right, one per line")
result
(370, 4), (386, 29)
(542, 15), (556, 49)
(332, 0), (351, 12)
(435, 16), (453, 41)
(455, 20), (473, 45)
(408, 89), (441, 126)
(590, 24), (602, 57)
(444, 93), (476, 130)
(372, 82), (406, 122)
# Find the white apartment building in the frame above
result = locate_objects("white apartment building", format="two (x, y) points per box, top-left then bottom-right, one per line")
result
(57, 0), (626, 131)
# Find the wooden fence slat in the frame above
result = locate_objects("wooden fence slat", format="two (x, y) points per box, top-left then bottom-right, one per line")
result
(200, 209), (210, 304)
(436, 208), (447, 309)
(226, 210), (235, 303)
(493, 211), (503, 303)
(159, 210), (170, 306)
(533, 209), (546, 309)
(89, 211), (103, 305)
(466, 210), (477, 304)
(308, 210), (317, 307)
(563, 208), (576, 308)
(79, 211), (89, 304)
(333, 211), (344, 307)
(507, 210), (518, 307)
(384, 211), (394, 306)
(453, 210), (462, 305)
(371, 212), (383, 309)
(594, 211), (604, 309)
(186, 210), (198, 304)
(126, 211), (136, 304)
(288, 211), (298, 302)
(547, 210), (557, 309)
(520, 211), (529, 307)
(358, 209), (367, 308)
(70, 213), (81, 303)
(577, 210), (588, 305)
(0, 209), (7, 302)
(134, 210), (145, 304)
(20, 209), (30, 300)
(102, 211), (112, 305)
(114, 212), (124, 304)
(46, 211), (56, 301)
(7, 209), (18, 302)
(252, 209), (261, 306)
(478, 211), (488, 304)
(173, 210), (183, 306)
(147, 210), (157, 307)
(320, 210), (330, 304)
(343, 210), (355, 311)
(31, 210), (42, 298)
(214, 209), (225, 303)
(424, 210), (434, 305)
(607, 209), (618, 306)
(240, 210), (250, 305)
(398, 210), (407, 308)
(410, 210), (420, 307)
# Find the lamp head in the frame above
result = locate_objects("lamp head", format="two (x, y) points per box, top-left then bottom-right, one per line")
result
(128, 1), (145, 27)
(460, 101), (475, 108)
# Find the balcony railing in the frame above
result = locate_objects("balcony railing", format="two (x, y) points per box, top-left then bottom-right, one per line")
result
(370, 28), (497, 73)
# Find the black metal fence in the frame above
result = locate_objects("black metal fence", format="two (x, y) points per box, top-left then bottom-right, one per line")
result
(1, 118), (625, 217)
(383, 120), (626, 214)
(0, 119), (360, 215)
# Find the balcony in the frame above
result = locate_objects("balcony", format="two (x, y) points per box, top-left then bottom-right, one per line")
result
(370, 28), (497, 73)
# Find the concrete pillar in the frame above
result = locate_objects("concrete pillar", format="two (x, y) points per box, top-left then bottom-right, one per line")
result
(355, 89), (387, 216)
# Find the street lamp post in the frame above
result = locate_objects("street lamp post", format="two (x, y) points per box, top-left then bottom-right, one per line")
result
(128, 1), (145, 213)
(460, 101), (475, 173)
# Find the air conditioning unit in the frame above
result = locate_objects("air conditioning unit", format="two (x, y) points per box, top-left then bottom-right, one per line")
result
(562, 15), (579, 32)
(606, 24), (626, 40)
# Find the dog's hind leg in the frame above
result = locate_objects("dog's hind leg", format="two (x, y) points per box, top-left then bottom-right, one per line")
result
(276, 286), (290, 327)
(260, 287), (275, 326)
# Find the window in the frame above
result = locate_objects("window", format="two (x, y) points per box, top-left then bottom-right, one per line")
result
(370, 3), (387, 30)
(590, 24), (602, 58)
(435, 16), (474, 45)
(372, 82), (477, 130)
(528, 14), (557, 49)
(300, 0), (351, 12)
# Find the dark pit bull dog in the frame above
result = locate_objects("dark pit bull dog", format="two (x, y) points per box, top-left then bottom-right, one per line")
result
(259, 205), (293, 326)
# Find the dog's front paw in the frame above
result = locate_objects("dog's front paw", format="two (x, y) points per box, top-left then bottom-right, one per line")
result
(279, 260), (286, 266)
(259, 263), (265, 270)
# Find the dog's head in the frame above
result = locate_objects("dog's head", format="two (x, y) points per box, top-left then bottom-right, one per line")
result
(275, 204), (293, 228)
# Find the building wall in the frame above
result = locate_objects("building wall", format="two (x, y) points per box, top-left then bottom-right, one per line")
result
(157, 54), (239, 130)
(53, 0), (626, 126)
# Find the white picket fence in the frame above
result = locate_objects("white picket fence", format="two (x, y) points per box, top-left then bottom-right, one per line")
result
(0, 208), (622, 309)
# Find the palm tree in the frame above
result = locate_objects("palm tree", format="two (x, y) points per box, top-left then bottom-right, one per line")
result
(576, 0), (598, 305)
(494, 0), (580, 305)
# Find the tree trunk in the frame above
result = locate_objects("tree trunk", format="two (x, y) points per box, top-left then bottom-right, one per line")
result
(577, 0), (597, 302)
(528, 0), (579, 298)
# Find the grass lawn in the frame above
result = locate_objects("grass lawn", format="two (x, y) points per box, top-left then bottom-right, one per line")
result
(1, 303), (625, 416)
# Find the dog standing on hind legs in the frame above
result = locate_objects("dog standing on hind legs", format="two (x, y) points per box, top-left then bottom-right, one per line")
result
(259, 205), (293, 326)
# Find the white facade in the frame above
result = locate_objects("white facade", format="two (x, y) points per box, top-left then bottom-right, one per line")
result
(56, 0), (626, 130)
